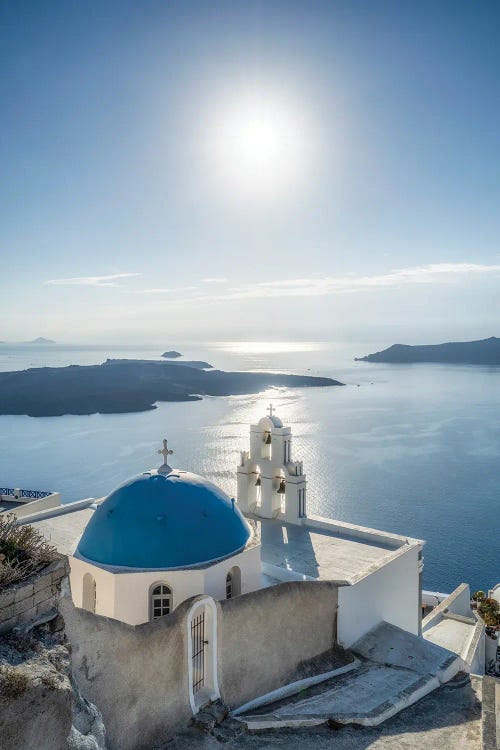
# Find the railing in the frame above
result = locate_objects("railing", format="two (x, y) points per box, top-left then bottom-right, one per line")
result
(0, 488), (52, 499)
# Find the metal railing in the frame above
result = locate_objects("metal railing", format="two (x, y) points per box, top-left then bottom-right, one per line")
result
(0, 488), (52, 499)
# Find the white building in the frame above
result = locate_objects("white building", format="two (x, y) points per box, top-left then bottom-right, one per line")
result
(237, 405), (307, 524)
(5, 406), (486, 750)
(13, 407), (425, 644)
(70, 440), (261, 626)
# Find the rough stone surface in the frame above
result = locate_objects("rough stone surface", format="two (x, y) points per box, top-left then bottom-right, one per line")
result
(0, 590), (15, 608)
(0, 648), (73, 750)
(14, 582), (34, 602)
(164, 677), (482, 750)
(0, 569), (106, 750)
(61, 586), (193, 750)
(0, 558), (67, 635)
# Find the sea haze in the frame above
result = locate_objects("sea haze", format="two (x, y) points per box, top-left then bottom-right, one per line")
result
(0, 341), (498, 594)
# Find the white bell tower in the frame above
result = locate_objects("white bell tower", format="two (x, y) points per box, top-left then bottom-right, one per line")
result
(236, 404), (307, 525)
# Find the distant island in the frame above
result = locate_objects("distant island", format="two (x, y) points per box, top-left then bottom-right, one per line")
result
(105, 358), (212, 370)
(0, 359), (343, 417)
(0, 337), (56, 345)
(162, 350), (182, 358)
(355, 337), (500, 365)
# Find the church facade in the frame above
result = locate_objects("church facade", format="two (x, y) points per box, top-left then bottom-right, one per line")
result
(65, 405), (424, 650)
(71, 443), (261, 627)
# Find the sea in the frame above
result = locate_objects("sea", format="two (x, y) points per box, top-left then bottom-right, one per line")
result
(0, 340), (498, 594)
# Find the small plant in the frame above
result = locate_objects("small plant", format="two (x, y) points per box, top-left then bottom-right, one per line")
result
(472, 590), (486, 602)
(0, 514), (58, 590)
(482, 610), (500, 628)
(0, 665), (30, 699)
(475, 593), (500, 630)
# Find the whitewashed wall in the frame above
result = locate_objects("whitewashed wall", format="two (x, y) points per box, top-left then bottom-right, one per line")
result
(337, 545), (420, 648)
(70, 543), (261, 625)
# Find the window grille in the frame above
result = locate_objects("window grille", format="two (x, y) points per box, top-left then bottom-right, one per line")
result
(151, 584), (171, 620)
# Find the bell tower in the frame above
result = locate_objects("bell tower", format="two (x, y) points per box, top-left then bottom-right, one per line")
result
(236, 404), (307, 525)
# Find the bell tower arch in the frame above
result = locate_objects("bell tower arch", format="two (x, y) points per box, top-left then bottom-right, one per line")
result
(236, 404), (307, 525)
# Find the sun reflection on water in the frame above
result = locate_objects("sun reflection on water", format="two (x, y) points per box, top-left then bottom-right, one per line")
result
(213, 341), (327, 355)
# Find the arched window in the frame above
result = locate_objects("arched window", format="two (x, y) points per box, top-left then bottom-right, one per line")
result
(226, 572), (233, 599)
(82, 573), (96, 613)
(150, 583), (172, 620)
(226, 566), (241, 599)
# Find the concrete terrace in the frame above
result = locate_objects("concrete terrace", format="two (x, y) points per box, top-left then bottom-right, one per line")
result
(22, 501), (418, 589)
(24, 506), (95, 556)
(253, 514), (411, 584)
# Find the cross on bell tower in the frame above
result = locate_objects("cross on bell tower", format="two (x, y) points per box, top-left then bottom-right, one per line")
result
(158, 438), (174, 474)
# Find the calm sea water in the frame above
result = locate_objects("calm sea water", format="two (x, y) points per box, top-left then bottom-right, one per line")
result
(0, 341), (498, 594)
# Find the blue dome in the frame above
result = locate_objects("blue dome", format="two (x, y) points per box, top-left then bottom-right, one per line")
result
(77, 471), (251, 569)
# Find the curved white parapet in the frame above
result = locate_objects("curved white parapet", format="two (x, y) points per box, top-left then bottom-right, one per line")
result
(232, 659), (360, 716)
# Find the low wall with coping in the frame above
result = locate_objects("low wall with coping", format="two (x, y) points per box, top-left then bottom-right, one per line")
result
(9, 492), (62, 518)
(62, 579), (339, 750)
(0, 558), (69, 635)
(0, 491), (60, 508)
(60, 589), (194, 750)
(218, 580), (338, 708)
(304, 514), (417, 550)
(422, 583), (485, 675)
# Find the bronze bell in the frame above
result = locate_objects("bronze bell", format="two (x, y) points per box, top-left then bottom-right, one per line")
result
(265, 432), (272, 445)
(277, 479), (286, 494)
(255, 475), (261, 487)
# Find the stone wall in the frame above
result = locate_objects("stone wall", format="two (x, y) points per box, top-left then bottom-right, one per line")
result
(218, 580), (339, 708)
(60, 588), (194, 750)
(62, 580), (339, 750)
(0, 558), (69, 635)
(1, 564), (339, 750)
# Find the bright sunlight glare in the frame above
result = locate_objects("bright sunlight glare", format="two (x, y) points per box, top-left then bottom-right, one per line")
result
(205, 92), (311, 200)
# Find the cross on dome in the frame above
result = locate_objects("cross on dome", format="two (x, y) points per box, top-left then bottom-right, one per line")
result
(158, 438), (174, 474)
(267, 404), (274, 417)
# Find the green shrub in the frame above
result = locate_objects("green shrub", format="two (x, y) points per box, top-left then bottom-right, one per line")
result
(0, 514), (58, 590)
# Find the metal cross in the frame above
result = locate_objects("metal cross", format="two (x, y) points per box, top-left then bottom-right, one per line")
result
(267, 404), (274, 417)
(158, 438), (174, 463)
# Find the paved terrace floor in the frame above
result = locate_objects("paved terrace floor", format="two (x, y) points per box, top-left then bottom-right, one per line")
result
(252, 516), (399, 583)
(28, 508), (95, 556)
(27, 506), (399, 586)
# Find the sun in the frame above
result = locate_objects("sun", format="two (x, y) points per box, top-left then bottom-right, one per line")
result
(205, 92), (309, 200)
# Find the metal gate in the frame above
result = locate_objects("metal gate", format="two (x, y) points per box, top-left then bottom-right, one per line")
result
(191, 612), (205, 693)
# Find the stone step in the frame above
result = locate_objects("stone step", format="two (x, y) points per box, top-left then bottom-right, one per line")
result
(193, 699), (230, 731)
(232, 658), (360, 716)
(352, 621), (464, 684)
(238, 662), (441, 731)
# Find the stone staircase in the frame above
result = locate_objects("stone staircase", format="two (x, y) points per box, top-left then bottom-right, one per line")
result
(236, 621), (464, 732)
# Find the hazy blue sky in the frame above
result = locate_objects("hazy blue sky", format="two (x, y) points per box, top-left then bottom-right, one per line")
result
(1, 1), (499, 343)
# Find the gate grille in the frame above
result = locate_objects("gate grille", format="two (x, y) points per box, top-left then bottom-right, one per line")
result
(191, 613), (205, 693)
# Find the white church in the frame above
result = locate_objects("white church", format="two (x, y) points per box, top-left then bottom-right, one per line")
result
(6, 406), (486, 748)
(62, 404), (422, 642)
